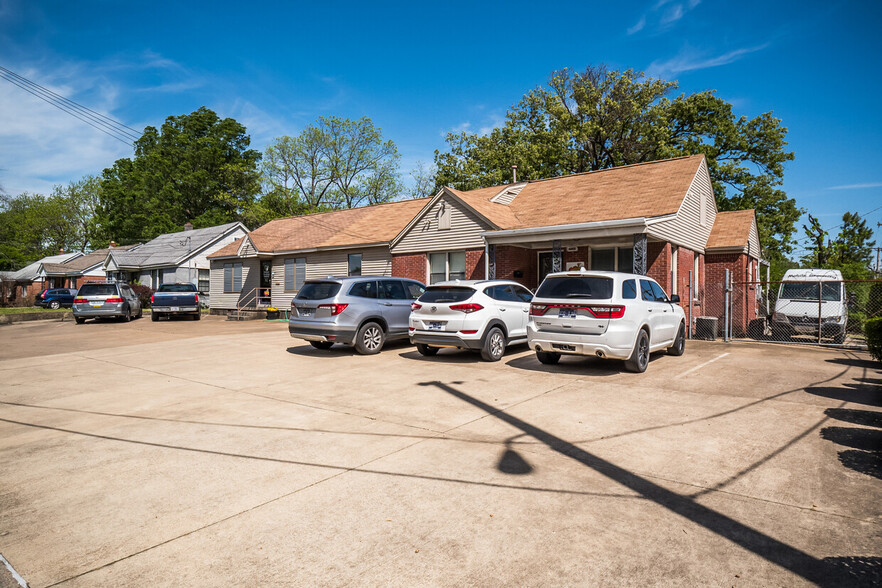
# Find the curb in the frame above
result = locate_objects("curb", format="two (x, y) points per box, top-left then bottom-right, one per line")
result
(0, 311), (73, 325)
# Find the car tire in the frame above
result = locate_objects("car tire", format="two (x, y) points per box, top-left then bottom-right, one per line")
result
(49, 300), (60, 310)
(137, 306), (143, 319)
(123, 308), (132, 322)
(624, 329), (650, 373)
(668, 323), (686, 356)
(194, 312), (201, 321)
(151, 312), (159, 322)
(536, 351), (561, 365)
(309, 341), (334, 350)
(416, 343), (439, 356)
(480, 327), (506, 362)
(833, 330), (845, 344)
(355, 322), (385, 355)
(75, 317), (85, 325)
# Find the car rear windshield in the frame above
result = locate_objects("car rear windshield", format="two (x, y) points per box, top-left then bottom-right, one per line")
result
(536, 276), (614, 300)
(77, 284), (118, 296)
(780, 282), (841, 301)
(418, 286), (475, 303)
(296, 282), (342, 300)
(157, 283), (196, 293)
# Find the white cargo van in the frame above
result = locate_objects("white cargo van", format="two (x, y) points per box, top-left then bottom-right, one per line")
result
(771, 269), (847, 343)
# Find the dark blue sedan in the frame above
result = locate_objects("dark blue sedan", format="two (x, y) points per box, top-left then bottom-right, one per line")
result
(37, 288), (78, 309)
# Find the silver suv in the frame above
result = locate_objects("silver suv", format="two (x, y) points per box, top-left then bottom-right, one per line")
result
(289, 276), (425, 354)
(73, 281), (143, 324)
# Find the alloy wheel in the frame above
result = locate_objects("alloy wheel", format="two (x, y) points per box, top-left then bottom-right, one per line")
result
(363, 327), (382, 351)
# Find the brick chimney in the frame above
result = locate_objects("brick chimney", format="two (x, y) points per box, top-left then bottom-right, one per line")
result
(109, 241), (117, 248)
(59, 247), (64, 254)
(184, 222), (193, 231)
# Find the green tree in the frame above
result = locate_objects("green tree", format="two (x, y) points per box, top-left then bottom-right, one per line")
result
(409, 161), (437, 199)
(801, 214), (832, 267)
(434, 65), (801, 257)
(99, 107), (261, 242)
(0, 191), (80, 269)
(833, 211), (875, 265)
(51, 175), (102, 251)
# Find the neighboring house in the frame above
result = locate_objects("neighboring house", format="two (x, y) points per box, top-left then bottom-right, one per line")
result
(38, 244), (141, 289)
(209, 155), (761, 332)
(3, 251), (83, 301)
(207, 199), (429, 311)
(103, 222), (249, 297)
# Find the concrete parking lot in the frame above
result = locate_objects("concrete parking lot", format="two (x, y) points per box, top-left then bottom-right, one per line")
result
(0, 317), (880, 587)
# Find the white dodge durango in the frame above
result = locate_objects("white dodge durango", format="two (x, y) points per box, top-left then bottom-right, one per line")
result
(527, 269), (686, 372)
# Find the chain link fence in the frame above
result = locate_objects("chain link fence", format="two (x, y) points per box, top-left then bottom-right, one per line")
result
(686, 275), (882, 347)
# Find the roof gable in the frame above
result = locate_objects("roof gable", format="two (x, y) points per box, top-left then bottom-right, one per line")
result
(706, 210), (760, 255)
(109, 222), (246, 268)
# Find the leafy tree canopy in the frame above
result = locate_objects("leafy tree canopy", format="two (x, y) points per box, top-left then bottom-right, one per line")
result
(434, 65), (801, 257)
(260, 116), (400, 218)
(98, 106), (261, 243)
(801, 211), (877, 278)
(0, 190), (78, 270)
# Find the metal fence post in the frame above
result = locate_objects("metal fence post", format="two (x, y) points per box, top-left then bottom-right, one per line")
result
(687, 270), (693, 340)
(723, 270), (728, 342)
(817, 280), (823, 344)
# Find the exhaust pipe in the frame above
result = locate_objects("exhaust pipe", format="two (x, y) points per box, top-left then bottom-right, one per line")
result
(535, 345), (542, 352)
(596, 350), (605, 358)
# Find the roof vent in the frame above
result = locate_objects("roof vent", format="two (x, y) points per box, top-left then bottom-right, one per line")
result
(184, 222), (194, 231)
(490, 183), (526, 205)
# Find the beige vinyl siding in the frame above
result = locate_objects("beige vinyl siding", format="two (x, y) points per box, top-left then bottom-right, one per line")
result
(392, 195), (490, 254)
(187, 228), (249, 270)
(269, 246), (392, 308)
(208, 258), (259, 309)
(239, 239), (256, 257)
(646, 160), (717, 253)
(747, 219), (761, 259)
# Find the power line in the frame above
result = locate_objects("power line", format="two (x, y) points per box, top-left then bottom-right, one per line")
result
(792, 203), (882, 248)
(0, 65), (141, 144)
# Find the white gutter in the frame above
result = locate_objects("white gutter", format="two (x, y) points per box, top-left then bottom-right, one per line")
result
(482, 217), (650, 244)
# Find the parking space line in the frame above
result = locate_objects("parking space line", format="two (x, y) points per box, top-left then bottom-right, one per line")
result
(678, 352), (729, 377)
(0, 552), (28, 588)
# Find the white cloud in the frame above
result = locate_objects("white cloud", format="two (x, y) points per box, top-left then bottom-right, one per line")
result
(827, 182), (882, 190)
(647, 44), (770, 78)
(628, 0), (701, 34)
(627, 16), (646, 35)
(660, 4), (684, 24)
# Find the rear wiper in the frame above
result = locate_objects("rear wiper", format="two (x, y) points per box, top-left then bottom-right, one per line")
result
(565, 293), (589, 297)
(434, 298), (456, 302)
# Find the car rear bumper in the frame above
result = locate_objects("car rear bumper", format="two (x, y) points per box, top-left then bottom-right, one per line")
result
(410, 330), (483, 350)
(72, 303), (127, 318)
(527, 324), (633, 359)
(152, 306), (199, 313)
(288, 321), (357, 345)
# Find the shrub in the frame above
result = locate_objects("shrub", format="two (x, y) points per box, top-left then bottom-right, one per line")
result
(866, 317), (882, 363)
(867, 281), (882, 320)
(131, 284), (155, 309)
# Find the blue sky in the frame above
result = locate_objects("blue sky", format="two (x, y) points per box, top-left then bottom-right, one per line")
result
(1, 0), (880, 259)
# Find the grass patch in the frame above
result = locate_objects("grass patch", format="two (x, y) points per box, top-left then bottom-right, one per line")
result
(0, 307), (69, 315)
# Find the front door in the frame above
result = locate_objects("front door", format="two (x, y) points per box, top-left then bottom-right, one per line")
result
(260, 260), (272, 305)
(538, 252), (554, 288)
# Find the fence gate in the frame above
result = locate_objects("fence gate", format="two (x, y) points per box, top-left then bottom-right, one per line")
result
(691, 278), (882, 347)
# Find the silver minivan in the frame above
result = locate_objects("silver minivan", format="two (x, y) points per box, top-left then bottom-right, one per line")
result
(73, 282), (143, 324)
(288, 276), (425, 354)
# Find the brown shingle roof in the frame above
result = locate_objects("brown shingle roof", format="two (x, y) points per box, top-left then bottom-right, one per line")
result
(452, 154), (705, 229)
(209, 198), (431, 257)
(706, 210), (756, 249)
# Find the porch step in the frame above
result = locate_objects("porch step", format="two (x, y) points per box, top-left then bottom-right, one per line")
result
(226, 310), (266, 321)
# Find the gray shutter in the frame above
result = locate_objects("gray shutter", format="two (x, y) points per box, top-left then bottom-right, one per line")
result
(295, 258), (306, 290)
(224, 264), (232, 292)
(233, 263), (242, 291)
(284, 259), (295, 291)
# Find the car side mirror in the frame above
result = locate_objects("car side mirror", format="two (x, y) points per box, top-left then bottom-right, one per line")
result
(670, 294), (680, 304)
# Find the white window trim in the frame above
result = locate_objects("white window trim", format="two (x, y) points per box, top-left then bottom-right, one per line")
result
(671, 245), (678, 295)
(692, 254), (700, 302)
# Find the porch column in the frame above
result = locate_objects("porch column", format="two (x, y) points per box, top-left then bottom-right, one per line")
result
(486, 244), (496, 280)
(552, 240), (562, 272)
(633, 234), (647, 275)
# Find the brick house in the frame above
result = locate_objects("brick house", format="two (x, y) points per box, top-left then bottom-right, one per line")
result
(209, 155), (760, 333)
(38, 244), (140, 290)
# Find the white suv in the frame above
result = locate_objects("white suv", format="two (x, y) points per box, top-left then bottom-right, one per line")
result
(527, 270), (686, 372)
(409, 280), (533, 361)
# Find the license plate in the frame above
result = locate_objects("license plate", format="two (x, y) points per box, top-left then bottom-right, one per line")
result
(299, 308), (313, 317)
(170, 306), (180, 311)
(558, 308), (577, 319)
(91, 304), (102, 308)
(428, 321), (443, 331)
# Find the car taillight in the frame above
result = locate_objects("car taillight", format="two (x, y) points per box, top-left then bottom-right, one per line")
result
(194, 293), (199, 304)
(318, 303), (348, 316)
(586, 305), (625, 319)
(150, 294), (155, 304)
(460, 330), (478, 334)
(105, 297), (124, 303)
(73, 297), (87, 304)
(450, 303), (483, 313)
(530, 304), (548, 316)
(411, 302), (422, 311)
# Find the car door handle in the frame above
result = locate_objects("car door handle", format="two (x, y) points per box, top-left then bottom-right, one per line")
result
(500, 308), (506, 312)
(381, 302), (392, 306)
(648, 308), (653, 312)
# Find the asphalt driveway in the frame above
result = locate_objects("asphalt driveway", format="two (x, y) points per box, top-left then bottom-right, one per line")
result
(0, 318), (879, 586)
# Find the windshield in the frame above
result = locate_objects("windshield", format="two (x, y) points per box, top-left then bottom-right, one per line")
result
(536, 276), (614, 300)
(77, 284), (118, 296)
(418, 287), (475, 303)
(779, 282), (841, 302)
(157, 283), (196, 293)
(296, 282), (342, 300)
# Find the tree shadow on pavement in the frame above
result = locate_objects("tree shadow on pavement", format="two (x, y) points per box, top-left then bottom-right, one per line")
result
(824, 408), (882, 428)
(804, 386), (882, 407)
(819, 427), (882, 452)
(826, 357), (882, 371)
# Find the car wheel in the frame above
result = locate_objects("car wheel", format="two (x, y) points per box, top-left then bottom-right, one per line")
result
(75, 317), (85, 325)
(536, 351), (561, 365)
(833, 330), (845, 344)
(309, 341), (334, 350)
(355, 322), (385, 355)
(416, 343), (439, 356)
(771, 326), (789, 341)
(137, 306), (143, 319)
(194, 312), (201, 321)
(624, 329), (650, 373)
(49, 300), (60, 310)
(668, 323), (686, 356)
(480, 327), (506, 362)
(151, 312), (159, 322)
(123, 308), (132, 322)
